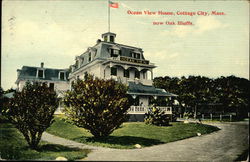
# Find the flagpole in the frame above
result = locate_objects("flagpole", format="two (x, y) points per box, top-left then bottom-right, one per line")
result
(108, 0), (110, 32)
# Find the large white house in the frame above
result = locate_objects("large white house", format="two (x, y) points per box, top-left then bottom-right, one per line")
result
(16, 62), (70, 94)
(68, 32), (177, 120)
(15, 63), (70, 114)
(14, 32), (177, 121)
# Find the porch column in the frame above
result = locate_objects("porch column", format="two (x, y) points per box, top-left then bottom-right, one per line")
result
(150, 69), (153, 80)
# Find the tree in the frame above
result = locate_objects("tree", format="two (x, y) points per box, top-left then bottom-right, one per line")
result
(7, 82), (58, 149)
(153, 75), (250, 118)
(0, 87), (4, 112)
(64, 76), (131, 138)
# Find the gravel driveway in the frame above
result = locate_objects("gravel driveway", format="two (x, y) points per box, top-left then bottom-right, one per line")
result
(41, 121), (249, 161)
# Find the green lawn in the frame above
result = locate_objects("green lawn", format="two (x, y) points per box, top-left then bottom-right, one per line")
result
(0, 119), (90, 160)
(47, 117), (220, 149)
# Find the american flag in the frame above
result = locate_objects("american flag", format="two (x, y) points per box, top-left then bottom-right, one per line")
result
(109, 1), (119, 8)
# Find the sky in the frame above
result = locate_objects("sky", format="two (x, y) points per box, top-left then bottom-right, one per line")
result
(1, 0), (249, 90)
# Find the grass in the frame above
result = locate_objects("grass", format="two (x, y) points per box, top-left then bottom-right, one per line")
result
(0, 118), (91, 161)
(47, 117), (220, 149)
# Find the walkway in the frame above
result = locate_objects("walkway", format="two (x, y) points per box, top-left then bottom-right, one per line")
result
(41, 121), (249, 161)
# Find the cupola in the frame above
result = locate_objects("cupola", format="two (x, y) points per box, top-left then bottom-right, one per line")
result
(102, 32), (116, 43)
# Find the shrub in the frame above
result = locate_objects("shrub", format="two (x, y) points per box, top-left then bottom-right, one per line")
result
(7, 82), (58, 149)
(144, 107), (170, 126)
(63, 76), (131, 138)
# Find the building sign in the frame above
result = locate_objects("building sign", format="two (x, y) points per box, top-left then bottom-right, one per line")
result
(120, 56), (149, 65)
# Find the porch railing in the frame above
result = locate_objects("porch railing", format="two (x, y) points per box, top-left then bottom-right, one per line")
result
(128, 106), (172, 114)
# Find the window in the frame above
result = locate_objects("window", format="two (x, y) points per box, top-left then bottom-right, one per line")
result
(110, 36), (114, 42)
(133, 53), (137, 58)
(49, 83), (54, 90)
(76, 60), (79, 68)
(111, 67), (117, 76)
(114, 49), (119, 55)
(59, 72), (65, 80)
(135, 70), (140, 79)
(38, 70), (44, 78)
(110, 49), (119, 57)
(136, 53), (140, 59)
(124, 69), (130, 78)
(82, 58), (85, 64)
(129, 52), (133, 57)
(88, 53), (91, 62)
(104, 36), (108, 42)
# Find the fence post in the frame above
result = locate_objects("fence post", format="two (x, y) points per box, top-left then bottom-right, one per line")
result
(230, 115), (232, 122)
(180, 114), (182, 118)
(210, 113), (213, 120)
(220, 114), (222, 121)
(202, 114), (204, 120)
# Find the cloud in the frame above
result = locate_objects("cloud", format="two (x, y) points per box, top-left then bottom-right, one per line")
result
(163, 16), (228, 38)
(168, 52), (179, 59)
(194, 16), (228, 34)
(145, 51), (180, 63)
(120, 2), (133, 10)
(171, 26), (194, 38)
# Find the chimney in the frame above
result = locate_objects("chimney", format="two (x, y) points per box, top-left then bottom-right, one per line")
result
(96, 39), (101, 44)
(17, 69), (21, 77)
(41, 62), (44, 68)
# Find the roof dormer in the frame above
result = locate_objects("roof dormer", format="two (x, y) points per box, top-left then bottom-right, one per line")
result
(36, 62), (45, 78)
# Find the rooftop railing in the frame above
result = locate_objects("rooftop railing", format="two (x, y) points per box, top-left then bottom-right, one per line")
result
(108, 56), (154, 66)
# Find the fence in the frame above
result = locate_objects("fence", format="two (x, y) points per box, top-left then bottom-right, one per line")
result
(179, 113), (235, 122)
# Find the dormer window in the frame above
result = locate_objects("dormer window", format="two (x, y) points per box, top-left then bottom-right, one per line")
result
(114, 49), (119, 55)
(37, 69), (44, 78)
(111, 49), (120, 57)
(129, 52), (140, 59)
(136, 53), (140, 59)
(76, 60), (79, 68)
(110, 45), (121, 57)
(88, 53), (91, 62)
(59, 71), (65, 80)
(81, 58), (85, 65)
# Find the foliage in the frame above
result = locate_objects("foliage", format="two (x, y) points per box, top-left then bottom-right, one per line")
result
(0, 88), (16, 116)
(47, 117), (220, 149)
(0, 122), (90, 160)
(183, 112), (193, 119)
(6, 82), (58, 149)
(0, 87), (5, 113)
(63, 75), (131, 138)
(144, 107), (170, 126)
(153, 75), (250, 119)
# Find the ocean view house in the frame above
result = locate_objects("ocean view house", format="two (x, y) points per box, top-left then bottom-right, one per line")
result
(68, 32), (177, 121)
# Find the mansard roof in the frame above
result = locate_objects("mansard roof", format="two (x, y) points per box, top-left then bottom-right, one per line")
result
(75, 41), (146, 69)
(16, 66), (69, 82)
(128, 82), (178, 97)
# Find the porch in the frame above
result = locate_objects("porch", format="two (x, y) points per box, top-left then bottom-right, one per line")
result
(128, 106), (172, 114)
